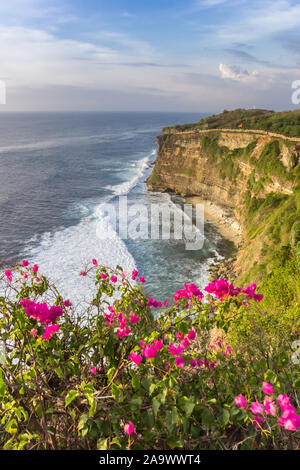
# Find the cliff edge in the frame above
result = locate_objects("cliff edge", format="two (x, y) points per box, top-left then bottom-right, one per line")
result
(147, 110), (300, 284)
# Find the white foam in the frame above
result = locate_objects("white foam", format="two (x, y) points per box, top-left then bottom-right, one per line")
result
(24, 152), (155, 305)
(26, 213), (136, 309)
(105, 154), (152, 196)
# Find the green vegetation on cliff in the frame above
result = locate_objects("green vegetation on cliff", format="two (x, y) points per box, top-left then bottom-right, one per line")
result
(199, 132), (300, 285)
(164, 108), (300, 138)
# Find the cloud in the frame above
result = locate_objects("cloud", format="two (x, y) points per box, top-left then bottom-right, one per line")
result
(0, 1), (298, 112)
(224, 49), (270, 66)
(0, 24), (192, 111)
(219, 63), (258, 82)
(194, 0), (229, 8)
(217, 0), (300, 41)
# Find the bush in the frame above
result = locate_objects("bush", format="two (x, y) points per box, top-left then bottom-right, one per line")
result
(0, 262), (299, 450)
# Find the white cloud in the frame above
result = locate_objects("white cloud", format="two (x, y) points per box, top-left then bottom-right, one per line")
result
(194, 0), (229, 8)
(0, 24), (190, 110)
(218, 0), (300, 41)
(219, 63), (258, 82)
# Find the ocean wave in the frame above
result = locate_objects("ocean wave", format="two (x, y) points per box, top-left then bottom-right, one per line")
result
(24, 151), (156, 303)
(0, 129), (158, 154)
(104, 153), (153, 197)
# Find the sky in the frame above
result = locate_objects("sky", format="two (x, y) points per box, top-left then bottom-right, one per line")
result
(1, 0), (300, 112)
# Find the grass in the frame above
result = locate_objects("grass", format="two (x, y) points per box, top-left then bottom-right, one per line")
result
(163, 108), (300, 138)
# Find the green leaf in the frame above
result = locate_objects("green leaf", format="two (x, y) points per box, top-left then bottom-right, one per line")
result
(201, 407), (214, 429)
(218, 408), (230, 427)
(166, 436), (183, 449)
(142, 377), (151, 391)
(5, 418), (18, 435)
(129, 396), (143, 410)
(131, 374), (140, 391)
(178, 396), (195, 418)
(152, 397), (160, 416)
(0, 370), (6, 397)
(107, 367), (115, 383)
(65, 390), (79, 408)
(78, 413), (89, 432)
(97, 438), (108, 450)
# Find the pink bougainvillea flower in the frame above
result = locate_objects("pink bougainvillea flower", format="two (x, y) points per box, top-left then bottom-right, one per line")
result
(163, 300), (170, 307)
(168, 344), (177, 357)
(164, 361), (170, 370)
(90, 367), (97, 375)
(104, 312), (115, 326)
(20, 299), (63, 325)
(174, 356), (185, 368)
(250, 401), (264, 415)
(124, 421), (134, 435)
(277, 394), (291, 411)
(182, 337), (190, 348)
(264, 398), (277, 416)
(176, 332), (184, 341)
(141, 344), (157, 359)
(92, 258), (98, 265)
(30, 328), (38, 338)
(224, 344), (232, 355)
(42, 323), (60, 341)
(63, 299), (72, 307)
(204, 278), (241, 300)
(35, 278), (41, 283)
(278, 405), (300, 431)
(100, 272), (107, 279)
(110, 275), (117, 283)
(187, 329), (196, 340)
(80, 271), (87, 276)
(189, 359), (197, 367)
(32, 264), (39, 273)
(153, 339), (163, 351)
(117, 313), (127, 329)
(22, 260), (29, 267)
(147, 297), (162, 308)
(173, 283), (203, 302)
(138, 276), (146, 283)
(116, 327), (132, 338)
(242, 283), (263, 302)
(235, 394), (247, 409)
(128, 352), (143, 365)
(23, 273), (28, 279)
(262, 381), (274, 395)
(168, 343), (184, 356)
(5, 270), (12, 282)
(129, 313), (140, 324)
(131, 269), (139, 280)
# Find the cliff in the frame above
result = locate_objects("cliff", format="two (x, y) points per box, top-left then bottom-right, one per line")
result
(147, 123), (300, 284)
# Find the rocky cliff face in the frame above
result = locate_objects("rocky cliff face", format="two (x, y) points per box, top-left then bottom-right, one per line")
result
(147, 129), (297, 223)
(147, 128), (299, 283)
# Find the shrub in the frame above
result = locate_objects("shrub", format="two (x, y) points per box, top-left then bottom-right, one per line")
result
(0, 262), (299, 450)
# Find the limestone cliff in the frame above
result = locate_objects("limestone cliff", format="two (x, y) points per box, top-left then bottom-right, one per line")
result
(147, 128), (300, 283)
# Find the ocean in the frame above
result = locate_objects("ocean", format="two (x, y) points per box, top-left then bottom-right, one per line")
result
(0, 112), (225, 306)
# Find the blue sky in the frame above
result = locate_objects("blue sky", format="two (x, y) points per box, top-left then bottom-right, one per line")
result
(1, 0), (300, 111)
